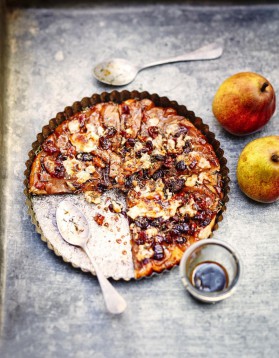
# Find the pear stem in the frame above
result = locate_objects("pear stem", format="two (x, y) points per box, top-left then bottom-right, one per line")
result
(271, 154), (279, 163)
(261, 82), (269, 92)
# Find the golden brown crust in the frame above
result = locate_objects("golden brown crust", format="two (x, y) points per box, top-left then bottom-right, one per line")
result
(29, 98), (224, 279)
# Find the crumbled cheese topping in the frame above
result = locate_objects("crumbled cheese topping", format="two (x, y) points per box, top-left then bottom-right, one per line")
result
(63, 158), (81, 177)
(84, 191), (101, 204)
(68, 119), (80, 134)
(136, 244), (154, 261)
(111, 200), (123, 213)
(176, 135), (186, 149)
(56, 134), (69, 151)
(179, 198), (197, 217)
(152, 134), (163, 149)
(165, 123), (180, 135)
(127, 194), (182, 220)
(185, 174), (198, 187)
(70, 133), (99, 153)
(134, 141), (143, 151)
(148, 117), (160, 126)
(86, 165), (96, 174)
(97, 126), (104, 136)
(86, 122), (98, 134)
(198, 157), (211, 169)
(167, 138), (176, 151)
(145, 227), (159, 238)
(140, 153), (151, 169)
(76, 170), (91, 184)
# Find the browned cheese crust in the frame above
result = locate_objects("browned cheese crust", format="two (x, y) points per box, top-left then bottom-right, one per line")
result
(29, 99), (224, 279)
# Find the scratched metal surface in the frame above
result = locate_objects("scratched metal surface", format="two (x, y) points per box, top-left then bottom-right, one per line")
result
(1, 2), (279, 358)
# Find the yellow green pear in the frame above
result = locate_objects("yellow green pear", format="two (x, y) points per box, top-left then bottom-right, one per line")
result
(237, 136), (279, 203)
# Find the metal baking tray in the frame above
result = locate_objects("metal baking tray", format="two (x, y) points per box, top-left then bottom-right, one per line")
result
(1, 1), (279, 358)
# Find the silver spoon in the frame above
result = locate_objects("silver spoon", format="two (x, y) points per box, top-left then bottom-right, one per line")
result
(93, 41), (223, 86)
(56, 200), (127, 314)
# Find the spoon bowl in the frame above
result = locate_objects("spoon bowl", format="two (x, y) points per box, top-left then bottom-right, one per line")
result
(56, 200), (90, 246)
(56, 199), (127, 314)
(93, 58), (138, 86)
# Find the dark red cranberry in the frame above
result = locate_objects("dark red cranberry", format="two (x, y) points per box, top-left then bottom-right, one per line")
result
(195, 196), (207, 211)
(122, 104), (130, 114)
(135, 148), (149, 158)
(201, 218), (212, 227)
(174, 127), (188, 137)
(97, 183), (108, 192)
(153, 244), (164, 260)
(136, 231), (147, 245)
(188, 222), (197, 235)
(108, 204), (114, 212)
(142, 169), (149, 179)
(194, 211), (207, 221)
(42, 140), (59, 154)
(105, 126), (117, 138)
(148, 126), (159, 139)
(168, 229), (180, 237)
(163, 235), (173, 244)
(94, 214), (105, 226)
(126, 138), (136, 147)
(175, 237), (187, 244)
(78, 113), (86, 126)
(189, 160), (197, 169)
(145, 140), (153, 151)
(125, 175), (133, 188)
(183, 141), (192, 154)
(166, 178), (185, 193)
(176, 160), (187, 171)
(150, 217), (164, 227)
(183, 214), (190, 222)
(76, 152), (93, 161)
(173, 223), (190, 233)
(153, 154), (165, 161)
(54, 162), (66, 178)
(194, 211), (212, 227)
(99, 136), (111, 150)
(57, 153), (68, 161)
(152, 169), (165, 181)
(134, 217), (149, 230)
(163, 156), (173, 168)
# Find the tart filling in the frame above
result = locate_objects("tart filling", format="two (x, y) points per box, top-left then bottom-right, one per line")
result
(29, 98), (224, 279)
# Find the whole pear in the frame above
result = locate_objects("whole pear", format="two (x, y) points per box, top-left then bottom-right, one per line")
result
(212, 72), (276, 136)
(237, 136), (279, 203)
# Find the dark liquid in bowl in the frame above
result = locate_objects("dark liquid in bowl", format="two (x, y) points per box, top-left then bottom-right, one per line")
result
(191, 261), (228, 292)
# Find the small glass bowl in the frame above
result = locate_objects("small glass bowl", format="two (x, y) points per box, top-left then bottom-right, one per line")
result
(180, 239), (242, 303)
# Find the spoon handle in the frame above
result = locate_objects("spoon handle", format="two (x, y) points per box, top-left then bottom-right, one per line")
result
(140, 42), (223, 70)
(83, 244), (127, 314)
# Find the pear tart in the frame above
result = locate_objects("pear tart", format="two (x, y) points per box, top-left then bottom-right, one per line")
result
(28, 96), (226, 279)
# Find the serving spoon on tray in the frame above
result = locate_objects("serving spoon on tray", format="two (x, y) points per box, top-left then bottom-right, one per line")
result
(56, 200), (127, 314)
(93, 41), (223, 86)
